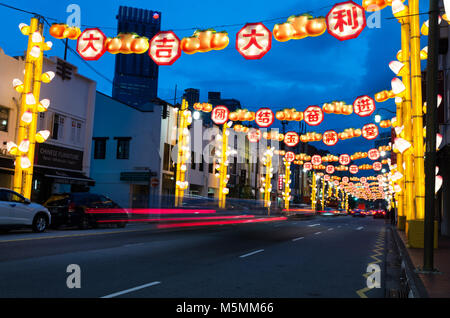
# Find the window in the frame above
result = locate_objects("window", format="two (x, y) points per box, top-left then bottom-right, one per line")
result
(191, 151), (196, 170)
(70, 120), (83, 144)
(115, 137), (131, 159)
(163, 143), (174, 171)
(52, 113), (65, 140)
(0, 106), (9, 132)
(38, 112), (46, 130)
(199, 154), (204, 172)
(93, 137), (108, 159)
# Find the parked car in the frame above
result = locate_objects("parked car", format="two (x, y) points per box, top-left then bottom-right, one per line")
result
(0, 188), (51, 233)
(373, 210), (386, 219)
(44, 193), (129, 229)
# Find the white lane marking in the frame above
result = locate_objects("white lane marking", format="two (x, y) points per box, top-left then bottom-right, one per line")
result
(308, 224), (320, 227)
(292, 237), (304, 242)
(240, 249), (264, 258)
(314, 232), (322, 235)
(357, 226), (364, 230)
(337, 226), (341, 228)
(328, 228), (333, 231)
(101, 281), (161, 298)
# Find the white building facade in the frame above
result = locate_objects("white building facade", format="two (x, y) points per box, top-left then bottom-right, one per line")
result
(0, 48), (96, 203)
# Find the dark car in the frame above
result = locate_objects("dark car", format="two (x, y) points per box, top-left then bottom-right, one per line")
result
(44, 193), (129, 229)
(373, 210), (386, 219)
(317, 207), (340, 217)
(351, 209), (366, 217)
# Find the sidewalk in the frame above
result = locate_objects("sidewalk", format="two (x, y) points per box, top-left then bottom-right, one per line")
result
(396, 229), (450, 298)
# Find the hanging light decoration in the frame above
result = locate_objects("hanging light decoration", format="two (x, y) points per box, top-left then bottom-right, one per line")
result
(35, 130), (50, 143)
(20, 156), (32, 169)
(18, 139), (30, 153)
(21, 110), (33, 124)
(6, 141), (18, 155)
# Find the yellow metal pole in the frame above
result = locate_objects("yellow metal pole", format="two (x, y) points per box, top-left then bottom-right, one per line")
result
(311, 172), (316, 210)
(174, 99), (188, 207)
(321, 178), (325, 210)
(399, 10), (415, 224)
(218, 123), (229, 209)
(13, 17), (39, 195)
(284, 160), (290, 211)
(410, 0), (425, 220)
(23, 22), (44, 199)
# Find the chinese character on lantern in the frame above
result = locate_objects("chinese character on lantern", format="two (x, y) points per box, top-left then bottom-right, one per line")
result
(149, 31), (181, 66)
(339, 154), (351, 165)
(326, 1), (366, 41)
(211, 105), (229, 125)
(342, 176), (349, 183)
(326, 165), (335, 174)
(373, 162), (382, 171)
(353, 95), (376, 117)
(236, 23), (272, 60)
(349, 164), (359, 174)
(324, 175), (331, 181)
(255, 108), (274, 128)
(368, 148), (380, 160)
(304, 106), (324, 126)
(334, 180), (340, 186)
(284, 132), (299, 147)
(377, 174), (383, 180)
(362, 123), (379, 140)
(360, 177), (367, 183)
(311, 155), (322, 165)
(247, 128), (261, 143)
(76, 28), (107, 60)
(323, 130), (338, 146)
(304, 162), (312, 170)
(285, 151), (295, 162)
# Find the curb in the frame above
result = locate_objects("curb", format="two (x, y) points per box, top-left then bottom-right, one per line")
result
(389, 225), (429, 298)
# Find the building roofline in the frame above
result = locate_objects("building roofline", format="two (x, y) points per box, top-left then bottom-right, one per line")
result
(96, 90), (174, 112)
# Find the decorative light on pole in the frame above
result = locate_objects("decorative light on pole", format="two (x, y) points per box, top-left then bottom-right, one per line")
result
(174, 99), (192, 207)
(282, 158), (291, 211)
(8, 17), (53, 198)
(261, 147), (274, 211)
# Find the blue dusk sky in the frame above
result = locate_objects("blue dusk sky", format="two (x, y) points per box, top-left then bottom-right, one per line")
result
(0, 0), (431, 156)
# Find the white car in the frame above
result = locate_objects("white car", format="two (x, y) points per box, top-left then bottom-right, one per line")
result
(0, 188), (51, 233)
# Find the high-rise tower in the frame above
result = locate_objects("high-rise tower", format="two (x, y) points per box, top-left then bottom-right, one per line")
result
(112, 6), (161, 109)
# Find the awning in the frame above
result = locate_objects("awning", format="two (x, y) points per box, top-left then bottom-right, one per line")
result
(36, 167), (95, 186)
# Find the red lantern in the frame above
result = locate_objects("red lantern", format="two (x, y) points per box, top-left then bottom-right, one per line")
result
(326, 1), (366, 41)
(255, 108), (275, 128)
(149, 31), (181, 66)
(76, 28), (107, 61)
(362, 123), (379, 140)
(367, 148), (380, 161)
(284, 131), (300, 147)
(285, 151), (295, 163)
(236, 23), (272, 60)
(353, 95), (376, 117)
(211, 105), (229, 125)
(349, 165), (359, 174)
(303, 106), (324, 126)
(323, 130), (338, 146)
(247, 128), (261, 143)
(311, 155), (322, 166)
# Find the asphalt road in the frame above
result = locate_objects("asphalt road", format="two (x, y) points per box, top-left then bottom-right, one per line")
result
(0, 215), (388, 298)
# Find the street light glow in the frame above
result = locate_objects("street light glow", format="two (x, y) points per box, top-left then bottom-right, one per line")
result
(374, 114), (381, 123)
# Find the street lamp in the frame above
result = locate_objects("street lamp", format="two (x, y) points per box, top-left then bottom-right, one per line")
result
(193, 111), (201, 120)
